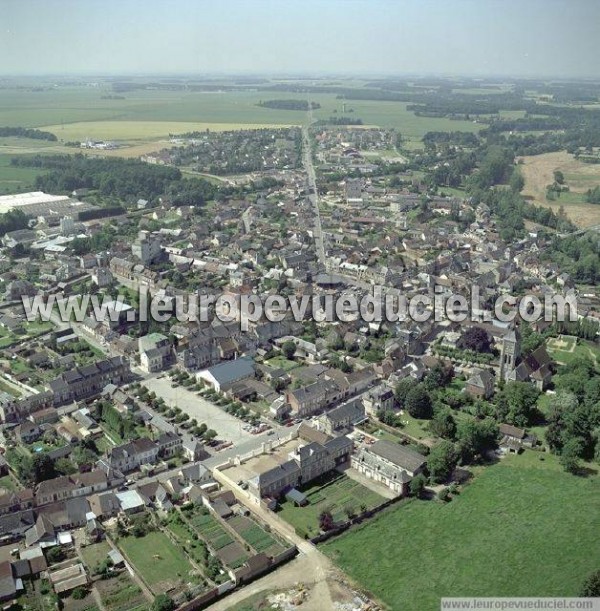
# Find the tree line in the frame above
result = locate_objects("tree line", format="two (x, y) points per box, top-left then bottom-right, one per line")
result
(0, 126), (57, 141)
(10, 154), (217, 208)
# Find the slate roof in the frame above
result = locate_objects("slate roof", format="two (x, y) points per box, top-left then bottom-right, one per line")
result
(370, 440), (426, 473)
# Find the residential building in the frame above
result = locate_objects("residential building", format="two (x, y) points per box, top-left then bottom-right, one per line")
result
(47, 356), (132, 406)
(317, 398), (366, 435)
(466, 369), (495, 399)
(104, 438), (159, 473)
(286, 379), (340, 418)
(352, 440), (426, 496)
(248, 434), (353, 499)
(138, 333), (174, 373)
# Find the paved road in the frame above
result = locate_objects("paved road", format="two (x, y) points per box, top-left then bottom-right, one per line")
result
(202, 423), (300, 470)
(303, 108), (326, 267)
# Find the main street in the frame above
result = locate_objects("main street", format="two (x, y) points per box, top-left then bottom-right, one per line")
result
(303, 106), (326, 267)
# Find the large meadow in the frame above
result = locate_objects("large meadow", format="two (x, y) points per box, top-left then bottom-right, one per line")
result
(322, 452), (600, 611)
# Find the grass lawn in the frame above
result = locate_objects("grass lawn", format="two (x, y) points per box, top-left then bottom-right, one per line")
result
(277, 472), (385, 538)
(265, 356), (299, 371)
(118, 531), (195, 592)
(322, 453), (600, 610)
(80, 540), (111, 570)
(0, 378), (21, 397)
(547, 336), (600, 367)
(0, 153), (45, 194)
(0, 475), (19, 492)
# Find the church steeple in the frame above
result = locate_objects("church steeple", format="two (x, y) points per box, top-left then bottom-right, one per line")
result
(500, 325), (521, 381)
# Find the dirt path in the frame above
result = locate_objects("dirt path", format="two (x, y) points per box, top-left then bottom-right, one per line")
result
(206, 551), (352, 611)
(208, 469), (381, 610)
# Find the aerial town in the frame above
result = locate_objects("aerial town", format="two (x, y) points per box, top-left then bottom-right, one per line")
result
(0, 3), (599, 611)
(0, 111), (597, 609)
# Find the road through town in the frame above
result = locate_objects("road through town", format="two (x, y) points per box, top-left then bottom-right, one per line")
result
(303, 108), (326, 267)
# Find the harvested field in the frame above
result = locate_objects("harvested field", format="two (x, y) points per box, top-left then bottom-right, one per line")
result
(520, 150), (600, 227)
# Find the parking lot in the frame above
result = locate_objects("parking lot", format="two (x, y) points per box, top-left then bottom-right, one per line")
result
(143, 377), (254, 444)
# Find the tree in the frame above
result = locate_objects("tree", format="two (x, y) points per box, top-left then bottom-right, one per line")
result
(203, 429), (218, 442)
(509, 170), (525, 193)
(405, 385), (433, 419)
(152, 594), (175, 611)
(427, 440), (458, 484)
(554, 170), (565, 185)
(394, 378), (414, 406)
(423, 364), (453, 391)
(545, 391), (579, 453)
(458, 327), (493, 353)
(409, 473), (427, 498)
(319, 510), (335, 532)
(456, 418), (498, 464)
(377, 408), (403, 428)
(71, 587), (87, 600)
(437, 487), (450, 502)
(46, 547), (65, 564)
(282, 340), (296, 360)
(495, 382), (540, 427)
(580, 570), (600, 597)
(132, 522), (147, 537)
(429, 407), (457, 440)
(559, 437), (584, 474)
(33, 453), (56, 483)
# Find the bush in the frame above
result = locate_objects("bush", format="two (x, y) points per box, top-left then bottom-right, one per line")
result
(71, 586), (88, 600)
(438, 487), (451, 502)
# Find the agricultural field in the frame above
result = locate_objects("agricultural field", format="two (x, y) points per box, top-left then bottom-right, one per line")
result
(80, 541), (148, 611)
(0, 85), (483, 159)
(277, 472), (385, 538)
(0, 153), (46, 194)
(117, 530), (197, 593)
(520, 150), (600, 227)
(95, 572), (147, 611)
(226, 514), (287, 557)
(184, 506), (250, 569)
(322, 452), (600, 611)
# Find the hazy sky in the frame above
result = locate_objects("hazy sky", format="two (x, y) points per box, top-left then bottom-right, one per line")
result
(2, 0), (600, 78)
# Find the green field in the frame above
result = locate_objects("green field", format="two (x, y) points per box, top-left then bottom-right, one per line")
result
(277, 472), (385, 538)
(40, 120), (294, 142)
(265, 356), (300, 371)
(0, 86), (483, 151)
(0, 153), (45, 194)
(118, 530), (195, 592)
(322, 453), (600, 610)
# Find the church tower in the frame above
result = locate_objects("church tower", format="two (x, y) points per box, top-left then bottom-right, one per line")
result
(500, 326), (521, 381)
